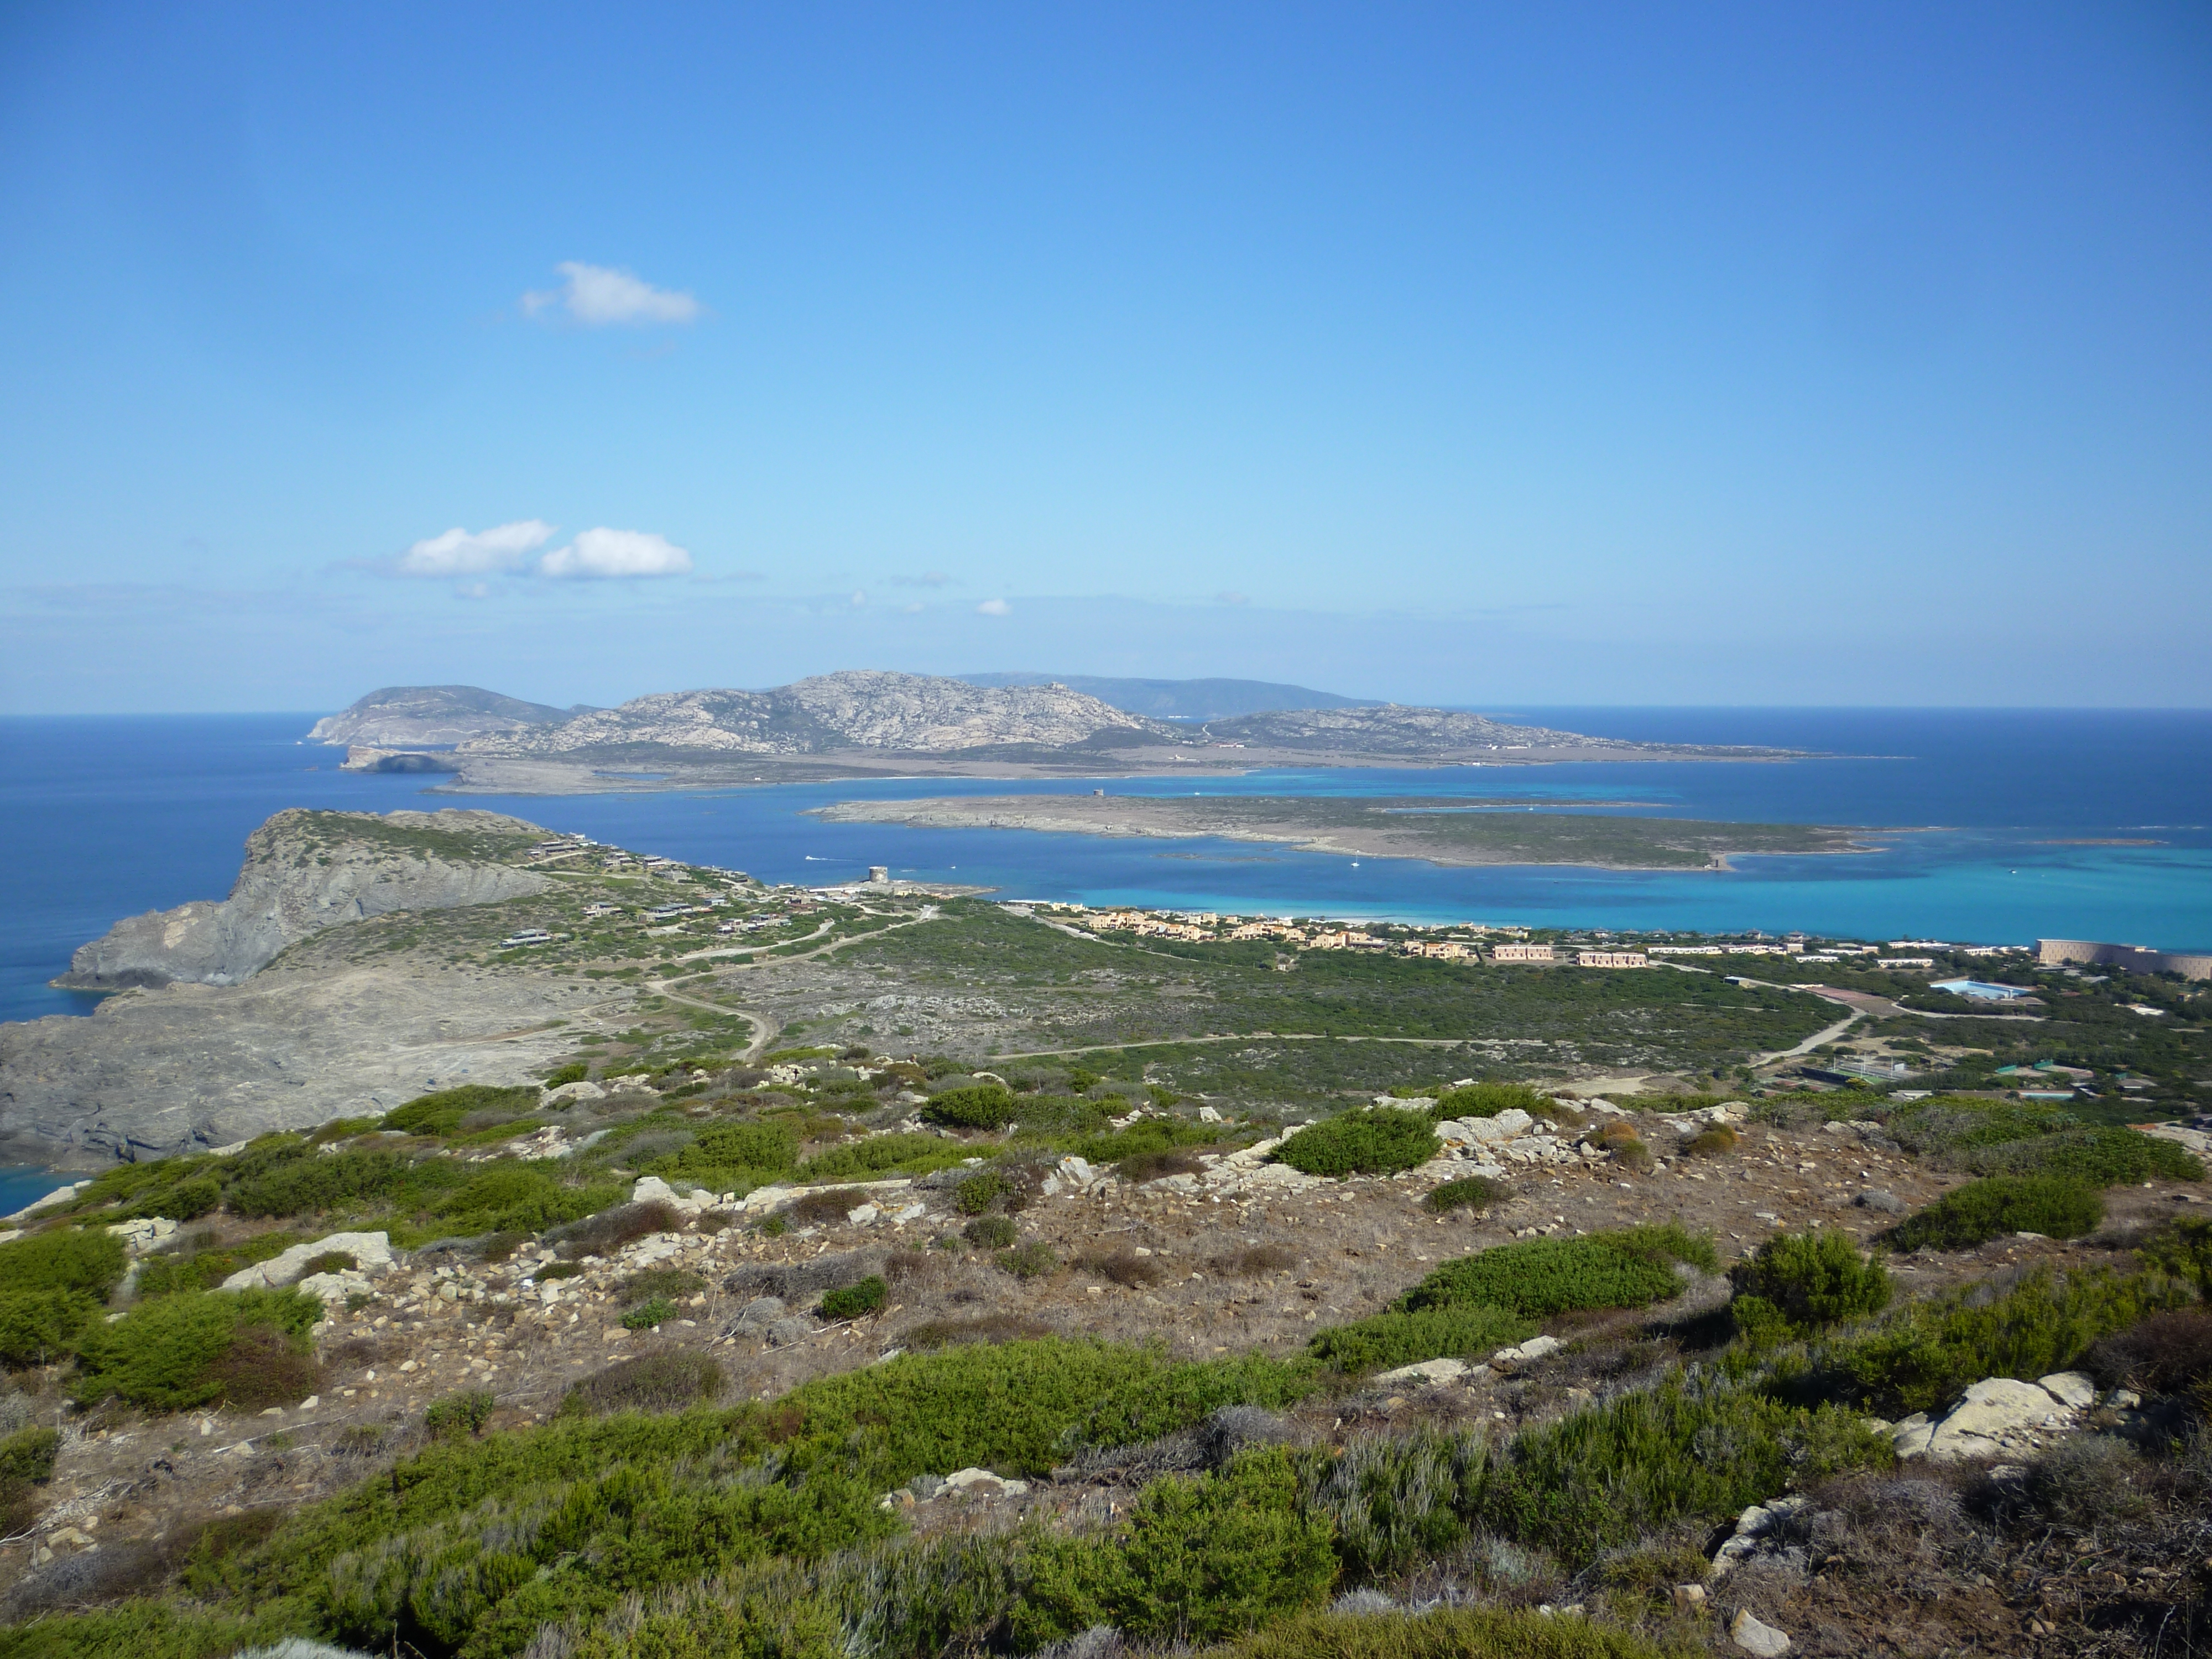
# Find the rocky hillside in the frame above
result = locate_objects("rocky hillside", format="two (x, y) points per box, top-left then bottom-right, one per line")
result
(460, 671), (1173, 758)
(306, 685), (577, 747)
(56, 809), (552, 990)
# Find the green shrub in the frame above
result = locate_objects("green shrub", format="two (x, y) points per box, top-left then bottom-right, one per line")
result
(1684, 1126), (1738, 1156)
(1475, 1370), (1891, 1565)
(0, 1227), (128, 1301)
(425, 1389), (498, 1438)
(1888, 1097), (2078, 1156)
(1730, 1231), (1891, 1329)
(956, 1170), (1015, 1215)
(922, 1085), (1018, 1129)
(149, 1176), (224, 1222)
(1423, 1177), (1504, 1214)
(69, 1288), (321, 1411)
(0, 1424), (60, 1535)
(1310, 1305), (1536, 1374)
(622, 1298), (676, 1330)
(1195, 1606), (1681, 1658)
(1431, 1083), (1552, 1120)
(425, 1162), (625, 1239)
(1277, 1110), (1439, 1178)
(1013, 1449), (1338, 1648)
(2137, 1216), (2212, 1297)
(381, 1084), (541, 1136)
(133, 1232), (301, 1300)
(1890, 1176), (2104, 1251)
(995, 1243), (1058, 1279)
(822, 1276), (888, 1319)
(1826, 1266), (2184, 1414)
(225, 1147), (410, 1218)
(1959, 1127), (2203, 1186)
(796, 1133), (973, 1183)
(0, 1602), (279, 1659)
(649, 1119), (801, 1188)
(301, 1250), (358, 1277)
(544, 1062), (590, 1087)
(0, 1290), (96, 1368)
(1072, 1352), (1322, 1451)
(1399, 1227), (1709, 1320)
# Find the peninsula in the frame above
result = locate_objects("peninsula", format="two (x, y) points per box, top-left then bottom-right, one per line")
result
(810, 793), (1872, 870)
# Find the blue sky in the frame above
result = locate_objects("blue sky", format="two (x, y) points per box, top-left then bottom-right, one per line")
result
(0, 1), (2206, 712)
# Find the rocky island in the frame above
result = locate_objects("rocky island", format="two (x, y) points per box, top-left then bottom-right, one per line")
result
(302, 671), (1798, 793)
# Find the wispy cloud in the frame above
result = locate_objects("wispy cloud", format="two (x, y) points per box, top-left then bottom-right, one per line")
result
(521, 262), (701, 326)
(396, 520), (556, 577)
(976, 598), (1010, 616)
(538, 528), (694, 579)
(893, 571), (954, 587)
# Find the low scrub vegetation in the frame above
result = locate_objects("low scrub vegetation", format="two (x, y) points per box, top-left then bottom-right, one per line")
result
(1430, 1082), (1552, 1120)
(1399, 1224), (1712, 1320)
(564, 1351), (724, 1416)
(69, 1287), (322, 1411)
(1889, 1175), (2104, 1251)
(1276, 1109), (1439, 1177)
(1729, 1229), (1892, 1335)
(822, 1275), (888, 1319)
(1310, 1303), (1535, 1374)
(1422, 1177), (1503, 1214)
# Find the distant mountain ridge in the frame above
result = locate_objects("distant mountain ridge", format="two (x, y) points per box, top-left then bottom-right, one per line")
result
(957, 672), (1368, 721)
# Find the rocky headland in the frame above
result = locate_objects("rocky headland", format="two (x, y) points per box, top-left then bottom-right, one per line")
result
(55, 808), (551, 990)
(306, 684), (581, 747)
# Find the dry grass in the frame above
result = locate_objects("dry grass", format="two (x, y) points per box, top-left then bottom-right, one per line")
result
(1210, 1244), (1297, 1276)
(899, 1312), (1053, 1350)
(1076, 1249), (1167, 1287)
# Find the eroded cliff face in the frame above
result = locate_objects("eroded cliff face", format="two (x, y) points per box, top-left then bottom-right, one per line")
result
(56, 808), (552, 990)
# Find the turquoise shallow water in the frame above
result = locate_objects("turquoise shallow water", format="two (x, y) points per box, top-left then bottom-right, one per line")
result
(1, 708), (2207, 1034)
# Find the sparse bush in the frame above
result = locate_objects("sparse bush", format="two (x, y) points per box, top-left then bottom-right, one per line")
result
(0, 1424), (59, 1535)
(1196, 1606), (1679, 1658)
(1888, 1176), (2103, 1251)
(544, 1062), (589, 1087)
(1116, 1149), (1204, 1183)
(69, 1288), (322, 1411)
(300, 1250), (357, 1277)
(563, 1351), (723, 1416)
(2086, 1305), (2212, 1396)
(923, 1085), (1019, 1129)
(1423, 1178), (1503, 1214)
(1730, 1230), (1892, 1329)
(788, 1187), (870, 1227)
(1610, 1140), (1655, 1173)
(1013, 1449), (1338, 1648)
(1431, 1083), (1551, 1120)
(900, 1313), (1053, 1350)
(621, 1297), (676, 1329)
(798, 1133), (974, 1183)
(1399, 1226), (1709, 1320)
(1211, 1244), (1297, 1276)
(2137, 1216), (2212, 1296)
(534, 1261), (583, 1281)
(619, 1267), (703, 1305)
(2013, 1433), (2151, 1530)
(1276, 1110), (1439, 1178)
(157, 1177), (223, 1222)
(1310, 1305), (1535, 1374)
(555, 1200), (678, 1258)
(1684, 1126), (1738, 1157)
(995, 1243), (1058, 1279)
(822, 1276), (888, 1320)
(1076, 1249), (1163, 1287)
(963, 1215), (1018, 1250)
(424, 1389), (496, 1438)
(201, 1324), (323, 1411)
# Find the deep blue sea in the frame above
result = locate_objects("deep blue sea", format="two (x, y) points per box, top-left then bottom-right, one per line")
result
(2, 710), (2208, 1047)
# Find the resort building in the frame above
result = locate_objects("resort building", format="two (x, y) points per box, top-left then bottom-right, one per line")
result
(1491, 943), (1556, 963)
(2038, 939), (2212, 982)
(1576, 950), (1650, 968)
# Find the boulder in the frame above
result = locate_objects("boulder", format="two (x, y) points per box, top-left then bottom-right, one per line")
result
(1492, 1335), (1561, 1366)
(1729, 1610), (1791, 1656)
(2037, 1371), (2096, 1410)
(1374, 1357), (1472, 1386)
(1854, 1189), (1907, 1215)
(106, 1217), (180, 1255)
(1921, 1378), (2077, 1462)
(223, 1232), (395, 1291)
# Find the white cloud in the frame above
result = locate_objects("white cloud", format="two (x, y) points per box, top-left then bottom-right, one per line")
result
(521, 262), (701, 326)
(397, 519), (555, 577)
(455, 582), (492, 601)
(538, 527), (693, 580)
(851, 590), (867, 607)
(977, 598), (1010, 616)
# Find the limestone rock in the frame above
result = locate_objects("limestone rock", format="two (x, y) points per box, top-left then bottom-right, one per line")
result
(1920, 1378), (2080, 1462)
(106, 1217), (179, 1255)
(223, 1231), (395, 1291)
(2037, 1370), (2096, 1410)
(1729, 1610), (1791, 1656)
(1374, 1357), (1471, 1386)
(1854, 1189), (1907, 1215)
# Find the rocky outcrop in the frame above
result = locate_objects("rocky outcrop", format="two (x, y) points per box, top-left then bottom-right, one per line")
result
(307, 685), (577, 747)
(458, 671), (1172, 760)
(57, 809), (551, 990)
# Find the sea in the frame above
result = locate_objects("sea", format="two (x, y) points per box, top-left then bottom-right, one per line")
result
(1, 707), (2208, 1045)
